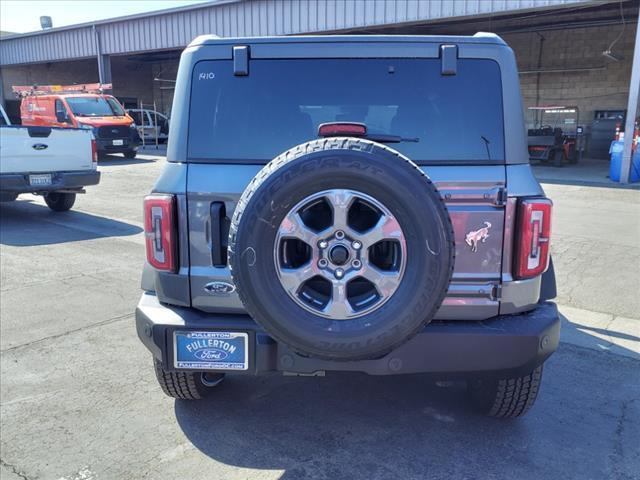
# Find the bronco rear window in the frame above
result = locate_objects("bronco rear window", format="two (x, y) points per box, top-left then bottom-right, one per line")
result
(188, 58), (504, 164)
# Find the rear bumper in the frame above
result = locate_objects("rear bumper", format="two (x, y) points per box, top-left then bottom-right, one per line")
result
(136, 292), (560, 378)
(0, 170), (100, 194)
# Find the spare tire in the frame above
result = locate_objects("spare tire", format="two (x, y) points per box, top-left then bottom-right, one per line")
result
(229, 138), (454, 361)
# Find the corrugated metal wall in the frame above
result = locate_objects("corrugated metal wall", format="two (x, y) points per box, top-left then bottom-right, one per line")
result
(0, 0), (587, 65)
(1, 27), (96, 65)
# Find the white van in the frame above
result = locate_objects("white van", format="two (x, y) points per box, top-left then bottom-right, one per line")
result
(127, 109), (169, 143)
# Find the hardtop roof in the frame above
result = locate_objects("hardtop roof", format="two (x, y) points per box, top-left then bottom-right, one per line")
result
(189, 32), (506, 48)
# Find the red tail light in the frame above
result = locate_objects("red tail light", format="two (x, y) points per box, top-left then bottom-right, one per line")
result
(515, 198), (553, 279)
(144, 194), (177, 272)
(91, 139), (98, 166)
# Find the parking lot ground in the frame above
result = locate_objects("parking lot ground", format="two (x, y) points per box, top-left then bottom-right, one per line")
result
(1, 154), (639, 480)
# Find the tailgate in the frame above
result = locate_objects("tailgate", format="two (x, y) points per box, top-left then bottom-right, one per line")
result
(187, 164), (506, 321)
(0, 126), (93, 174)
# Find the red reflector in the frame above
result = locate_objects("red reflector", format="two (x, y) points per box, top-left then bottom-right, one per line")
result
(144, 194), (177, 272)
(318, 122), (367, 138)
(515, 198), (553, 280)
(91, 139), (98, 165)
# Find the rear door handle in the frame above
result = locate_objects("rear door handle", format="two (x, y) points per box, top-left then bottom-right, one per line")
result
(210, 202), (227, 267)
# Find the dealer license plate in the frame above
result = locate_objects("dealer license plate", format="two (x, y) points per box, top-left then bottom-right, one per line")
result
(112, 139), (124, 146)
(29, 174), (52, 186)
(174, 331), (248, 370)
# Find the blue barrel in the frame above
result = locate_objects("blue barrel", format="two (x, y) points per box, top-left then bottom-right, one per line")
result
(609, 140), (640, 183)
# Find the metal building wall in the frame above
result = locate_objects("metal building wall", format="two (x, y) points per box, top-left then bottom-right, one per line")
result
(1, 27), (96, 64)
(0, 0), (590, 66)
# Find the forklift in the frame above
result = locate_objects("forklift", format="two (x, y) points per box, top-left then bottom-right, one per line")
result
(526, 105), (580, 167)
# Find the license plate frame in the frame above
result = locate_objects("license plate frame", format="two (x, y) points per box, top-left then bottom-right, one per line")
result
(173, 331), (249, 371)
(28, 174), (52, 186)
(112, 139), (124, 146)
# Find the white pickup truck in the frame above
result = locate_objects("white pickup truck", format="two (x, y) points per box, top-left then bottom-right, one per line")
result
(0, 105), (100, 211)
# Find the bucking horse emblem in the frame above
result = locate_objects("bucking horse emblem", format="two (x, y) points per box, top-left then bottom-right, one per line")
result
(465, 222), (491, 252)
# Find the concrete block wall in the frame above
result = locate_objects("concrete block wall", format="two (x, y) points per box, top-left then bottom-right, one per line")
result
(110, 56), (154, 108)
(504, 23), (637, 125)
(1, 58), (99, 100)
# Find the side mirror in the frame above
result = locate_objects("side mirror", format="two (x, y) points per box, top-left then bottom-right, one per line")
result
(56, 110), (68, 123)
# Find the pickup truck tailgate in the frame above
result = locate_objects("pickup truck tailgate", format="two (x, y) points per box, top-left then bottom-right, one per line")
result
(0, 126), (94, 174)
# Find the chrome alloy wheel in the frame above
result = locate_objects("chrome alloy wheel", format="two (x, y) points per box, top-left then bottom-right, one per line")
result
(274, 189), (407, 319)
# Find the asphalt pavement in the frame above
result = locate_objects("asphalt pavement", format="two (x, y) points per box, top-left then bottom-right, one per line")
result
(1, 154), (638, 480)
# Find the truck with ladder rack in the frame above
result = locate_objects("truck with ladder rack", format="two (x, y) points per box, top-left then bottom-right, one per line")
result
(14, 83), (140, 159)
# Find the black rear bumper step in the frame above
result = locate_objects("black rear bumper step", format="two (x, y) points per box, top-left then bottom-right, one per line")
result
(136, 293), (560, 378)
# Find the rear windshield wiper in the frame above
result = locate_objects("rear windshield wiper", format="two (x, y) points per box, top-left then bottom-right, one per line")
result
(318, 122), (419, 144)
(365, 133), (419, 143)
(481, 135), (492, 160)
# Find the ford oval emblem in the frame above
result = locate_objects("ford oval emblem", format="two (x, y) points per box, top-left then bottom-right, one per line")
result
(194, 348), (228, 361)
(32, 143), (48, 150)
(204, 281), (235, 295)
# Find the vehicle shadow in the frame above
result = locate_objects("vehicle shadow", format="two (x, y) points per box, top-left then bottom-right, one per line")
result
(174, 317), (639, 480)
(175, 374), (489, 479)
(570, 323), (640, 343)
(559, 312), (640, 360)
(0, 199), (142, 246)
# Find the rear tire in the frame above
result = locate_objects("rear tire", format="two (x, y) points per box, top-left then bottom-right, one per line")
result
(44, 192), (76, 212)
(124, 149), (137, 159)
(153, 359), (225, 400)
(468, 365), (543, 418)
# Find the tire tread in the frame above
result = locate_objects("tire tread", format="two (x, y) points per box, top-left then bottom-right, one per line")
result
(482, 366), (543, 418)
(153, 359), (203, 400)
(44, 192), (76, 212)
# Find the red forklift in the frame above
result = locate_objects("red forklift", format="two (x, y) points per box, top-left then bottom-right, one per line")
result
(527, 105), (579, 167)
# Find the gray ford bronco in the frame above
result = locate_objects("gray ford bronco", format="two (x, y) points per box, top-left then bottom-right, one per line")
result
(137, 33), (559, 418)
